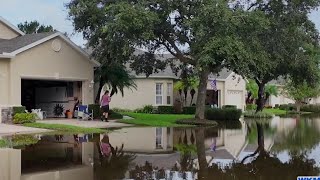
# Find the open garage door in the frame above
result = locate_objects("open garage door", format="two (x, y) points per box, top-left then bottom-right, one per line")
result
(21, 80), (82, 118)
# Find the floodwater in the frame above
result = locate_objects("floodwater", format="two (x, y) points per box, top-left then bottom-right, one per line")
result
(1, 115), (320, 180)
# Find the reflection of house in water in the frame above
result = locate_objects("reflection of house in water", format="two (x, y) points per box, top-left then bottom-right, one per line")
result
(0, 134), (94, 180)
(108, 127), (174, 153)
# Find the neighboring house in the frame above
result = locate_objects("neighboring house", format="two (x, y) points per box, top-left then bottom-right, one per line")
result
(110, 52), (246, 110)
(0, 17), (99, 122)
(265, 79), (295, 107)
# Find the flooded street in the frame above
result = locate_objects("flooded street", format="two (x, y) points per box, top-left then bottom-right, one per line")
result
(1, 116), (320, 180)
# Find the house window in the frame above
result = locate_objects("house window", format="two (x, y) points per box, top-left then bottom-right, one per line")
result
(167, 83), (172, 105)
(156, 83), (163, 105)
(156, 127), (163, 149)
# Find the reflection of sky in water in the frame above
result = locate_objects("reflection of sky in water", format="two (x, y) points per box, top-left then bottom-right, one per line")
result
(274, 144), (320, 167)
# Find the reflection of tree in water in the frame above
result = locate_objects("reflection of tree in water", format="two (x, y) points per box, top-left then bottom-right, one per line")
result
(94, 141), (136, 180)
(273, 118), (320, 153)
(130, 161), (166, 180)
(204, 122), (320, 180)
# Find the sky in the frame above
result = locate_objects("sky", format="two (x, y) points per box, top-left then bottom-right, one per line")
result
(0, 0), (319, 47)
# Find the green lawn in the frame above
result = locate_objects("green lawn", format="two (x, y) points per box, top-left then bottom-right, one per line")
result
(263, 108), (287, 115)
(23, 123), (107, 134)
(119, 112), (194, 127)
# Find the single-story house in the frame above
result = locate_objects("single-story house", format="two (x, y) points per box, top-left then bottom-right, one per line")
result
(109, 52), (246, 110)
(265, 79), (295, 107)
(0, 17), (99, 123)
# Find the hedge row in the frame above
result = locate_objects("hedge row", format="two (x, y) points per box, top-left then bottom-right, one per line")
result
(205, 108), (242, 121)
(88, 104), (123, 120)
(279, 104), (320, 113)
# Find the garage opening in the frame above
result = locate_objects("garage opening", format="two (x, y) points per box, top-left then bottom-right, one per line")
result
(21, 79), (82, 118)
(206, 90), (221, 107)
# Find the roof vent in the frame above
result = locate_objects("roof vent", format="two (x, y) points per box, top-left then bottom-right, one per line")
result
(52, 39), (61, 52)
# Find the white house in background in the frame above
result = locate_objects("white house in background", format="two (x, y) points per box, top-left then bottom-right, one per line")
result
(266, 78), (320, 107)
(265, 79), (295, 107)
(0, 17), (99, 122)
(109, 52), (246, 110)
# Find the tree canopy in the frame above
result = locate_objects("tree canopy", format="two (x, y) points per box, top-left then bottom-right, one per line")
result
(67, 0), (253, 119)
(67, 0), (320, 116)
(228, 0), (320, 112)
(17, 21), (54, 34)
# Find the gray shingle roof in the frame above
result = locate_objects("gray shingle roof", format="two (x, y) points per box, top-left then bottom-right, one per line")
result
(131, 50), (232, 80)
(0, 32), (55, 53)
(208, 68), (233, 80)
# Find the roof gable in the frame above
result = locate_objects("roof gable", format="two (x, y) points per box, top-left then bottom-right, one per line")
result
(0, 31), (100, 67)
(0, 16), (25, 38)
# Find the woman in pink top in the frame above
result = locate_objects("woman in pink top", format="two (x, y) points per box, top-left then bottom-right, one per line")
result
(100, 90), (111, 122)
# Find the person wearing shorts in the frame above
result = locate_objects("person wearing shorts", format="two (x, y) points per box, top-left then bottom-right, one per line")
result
(100, 90), (111, 122)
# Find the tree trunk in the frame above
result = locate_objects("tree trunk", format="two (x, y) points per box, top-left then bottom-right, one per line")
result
(256, 83), (265, 112)
(95, 77), (104, 104)
(296, 101), (301, 113)
(257, 123), (264, 150)
(195, 128), (208, 179)
(195, 69), (210, 120)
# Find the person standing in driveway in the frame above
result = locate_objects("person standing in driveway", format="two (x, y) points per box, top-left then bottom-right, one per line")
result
(100, 90), (111, 122)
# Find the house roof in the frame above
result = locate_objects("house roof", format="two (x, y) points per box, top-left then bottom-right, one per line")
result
(0, 17), (100, 66)
(208, 68), (233, 80)
(0, 32), (56, 53)
(130, 50), (233, 80)
(0, 16), (25, 36)
(0, 31), (100, 67)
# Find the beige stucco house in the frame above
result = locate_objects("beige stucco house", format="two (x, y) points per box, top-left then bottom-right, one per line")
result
(0, 17), (99, 122)
(110, 52), (246, 110)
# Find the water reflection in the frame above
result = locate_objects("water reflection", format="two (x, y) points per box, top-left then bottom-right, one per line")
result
(1, 116), (320, 179)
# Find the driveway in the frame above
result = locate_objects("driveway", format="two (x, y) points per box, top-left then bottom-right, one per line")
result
(0, 124), (51, 135)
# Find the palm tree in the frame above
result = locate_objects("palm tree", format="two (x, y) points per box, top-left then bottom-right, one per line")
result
(246, 79), (278, 108)
(95, 63), (137, 103)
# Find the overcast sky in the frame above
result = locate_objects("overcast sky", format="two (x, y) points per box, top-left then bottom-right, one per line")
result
(0, 0), (319, 47)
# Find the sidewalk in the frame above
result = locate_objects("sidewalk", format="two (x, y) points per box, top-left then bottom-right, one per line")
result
(0, 124), (51, 135)
(38, 119), (133, 129)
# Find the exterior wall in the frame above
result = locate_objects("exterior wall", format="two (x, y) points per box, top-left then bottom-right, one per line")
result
(110, 78), (174, 110)
(224, 74), (246, 110)
(0, 148), (21, 180)
(177, 80), (225, 107)
(21, 166), (93, 180)
(0, 59), (10, 106)
(108, 127), (174, 153)
(8, 37), (94, 106)
(0, 21), (20, 39)
(267, 86), (295, 107)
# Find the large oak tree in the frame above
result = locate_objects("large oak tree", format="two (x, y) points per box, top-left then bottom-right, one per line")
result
(67, 0), (252, 120)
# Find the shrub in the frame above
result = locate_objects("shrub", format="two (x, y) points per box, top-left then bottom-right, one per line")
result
(246, 104), (257, 111)
(243, 111), (273, 119)
(109, 110), (123, 120)
(300, 104), (320, 113)
(205, 108), (242, 121)
(88, 104), (101, 119)
(264, 105), (273, 109)
(157, 106), (174, 114)
(183, 106), (196, 114)
(222, 105), (237, 109)
(13, 113), (36, 124)
(275, 104), (280, 108)
(112, 108), (132, 113)
(279, 104), (296, 111)
(142, 105), (154, 114)
(12, 106), (26, 115)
